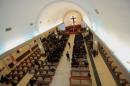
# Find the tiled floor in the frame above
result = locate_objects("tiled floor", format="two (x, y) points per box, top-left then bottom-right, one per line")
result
(50, 34), (75, 86)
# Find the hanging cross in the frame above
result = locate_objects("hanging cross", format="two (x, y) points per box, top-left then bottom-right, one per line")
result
(70, 16), (76, 25)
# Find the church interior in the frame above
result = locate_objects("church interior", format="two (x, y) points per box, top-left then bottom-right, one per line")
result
(0, 0), (130, 86)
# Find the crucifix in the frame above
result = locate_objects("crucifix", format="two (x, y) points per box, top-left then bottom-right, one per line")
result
(70, 16), (76, 25)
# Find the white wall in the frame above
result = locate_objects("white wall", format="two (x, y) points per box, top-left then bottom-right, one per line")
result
(37, 1), (91, 32)
(0, 0), (37, 54)
(91, 0), (130, 46)
(88, 0), (130, 73)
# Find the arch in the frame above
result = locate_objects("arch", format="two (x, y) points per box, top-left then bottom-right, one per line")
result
(35, 0), (93, 33)
(63, 10), (83, 26)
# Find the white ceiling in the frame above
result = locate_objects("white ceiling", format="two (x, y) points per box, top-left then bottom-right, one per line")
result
(37, 1), (91, 32)
(0, 0), (130, 72)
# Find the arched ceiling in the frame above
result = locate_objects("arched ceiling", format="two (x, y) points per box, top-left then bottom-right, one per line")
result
(0, 0), (130, 73)
(37, 1), (92, 33)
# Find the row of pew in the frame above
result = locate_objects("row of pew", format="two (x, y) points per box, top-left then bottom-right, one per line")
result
(99, 46), (130, 86)
(28, 33), (69, 86)
(70, 33), (92, 86)
(41, 32), (62, 57)
(28, 59), (58, 86)
(0, 47), (42, 86)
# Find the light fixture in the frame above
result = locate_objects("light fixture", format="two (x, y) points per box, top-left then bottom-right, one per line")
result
(5, 27), (12, 32)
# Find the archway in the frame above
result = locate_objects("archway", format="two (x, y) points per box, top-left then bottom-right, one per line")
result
(63, 10), (82, 26)
(36, 1), (92, 33)
(63, 10), (83, 34)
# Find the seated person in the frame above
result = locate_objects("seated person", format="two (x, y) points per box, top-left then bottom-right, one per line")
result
(23, 66), (28, 73)
(44, 77), (51, 84)
(29, 77), (36, 86)
(29, 69), (36, 74)
(13, 71), (18, 75)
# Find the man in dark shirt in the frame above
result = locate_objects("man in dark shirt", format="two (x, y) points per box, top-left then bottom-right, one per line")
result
(93, 49), (98, 57)
(66, 51), (70, 61)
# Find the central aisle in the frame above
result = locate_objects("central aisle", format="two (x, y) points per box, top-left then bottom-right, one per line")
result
(50, 34), (75, 86)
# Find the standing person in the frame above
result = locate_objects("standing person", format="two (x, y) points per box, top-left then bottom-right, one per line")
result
(66, 51), (70, 61)
(68, 42), (71, 48)
(93, 49), (97, 57)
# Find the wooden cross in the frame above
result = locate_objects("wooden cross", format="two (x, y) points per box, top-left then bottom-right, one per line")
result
(70, 16), (76, 25)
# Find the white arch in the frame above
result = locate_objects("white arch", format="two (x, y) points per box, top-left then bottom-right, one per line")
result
(63, 10), (82, 26)
(36, 1), (93, 33)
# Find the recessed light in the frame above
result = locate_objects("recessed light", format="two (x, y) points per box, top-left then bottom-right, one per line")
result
(95, 9), (99, 14)
(5, 27), (12, 32)
(30, 23), (33, 26)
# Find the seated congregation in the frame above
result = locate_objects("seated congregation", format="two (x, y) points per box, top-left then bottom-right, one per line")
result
(0, 31), (69, 86)
(70, 33), (92, 86)
(0, 46), (41, 86)
(28, 32), (69, 86)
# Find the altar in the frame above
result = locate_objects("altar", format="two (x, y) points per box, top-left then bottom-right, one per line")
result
(65, 24), (81, 34)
